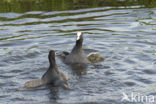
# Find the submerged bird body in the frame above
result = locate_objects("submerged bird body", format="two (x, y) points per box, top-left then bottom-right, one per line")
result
(21, 50), (69, 89)
(87, 53), (104, 63)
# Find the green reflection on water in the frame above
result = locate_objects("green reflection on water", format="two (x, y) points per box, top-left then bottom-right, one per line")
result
(0, 0), (156, 13)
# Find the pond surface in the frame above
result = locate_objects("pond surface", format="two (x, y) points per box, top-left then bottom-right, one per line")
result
(0, 0), (156, 104)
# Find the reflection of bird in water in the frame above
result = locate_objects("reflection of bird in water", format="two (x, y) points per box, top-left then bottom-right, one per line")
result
(20, 50), (70, 90)
(57, 32), (104, 66)
(47, 84), (59, 100)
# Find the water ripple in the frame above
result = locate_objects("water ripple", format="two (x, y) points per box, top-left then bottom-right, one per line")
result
(0, 6), (156, 104)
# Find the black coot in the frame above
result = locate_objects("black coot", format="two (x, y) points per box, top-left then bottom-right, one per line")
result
(64, 32), (90, 65)
(21, 50), (69, 89)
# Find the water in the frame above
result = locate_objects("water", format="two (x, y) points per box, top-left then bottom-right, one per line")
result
(0, 0), (156, 104)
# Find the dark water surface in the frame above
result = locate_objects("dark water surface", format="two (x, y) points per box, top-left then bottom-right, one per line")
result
(0, 0), (156, 104)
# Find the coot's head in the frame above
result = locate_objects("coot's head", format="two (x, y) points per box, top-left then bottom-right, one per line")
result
(77, 32), (83, 41)
(76, 32), (83, 46)
(49, 50), (55, 58)
(48, 50), (56, 67)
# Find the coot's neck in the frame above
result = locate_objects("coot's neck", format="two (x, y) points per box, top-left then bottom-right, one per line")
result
(72, 39), (83, 53)
(49, 55), (57, 69)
